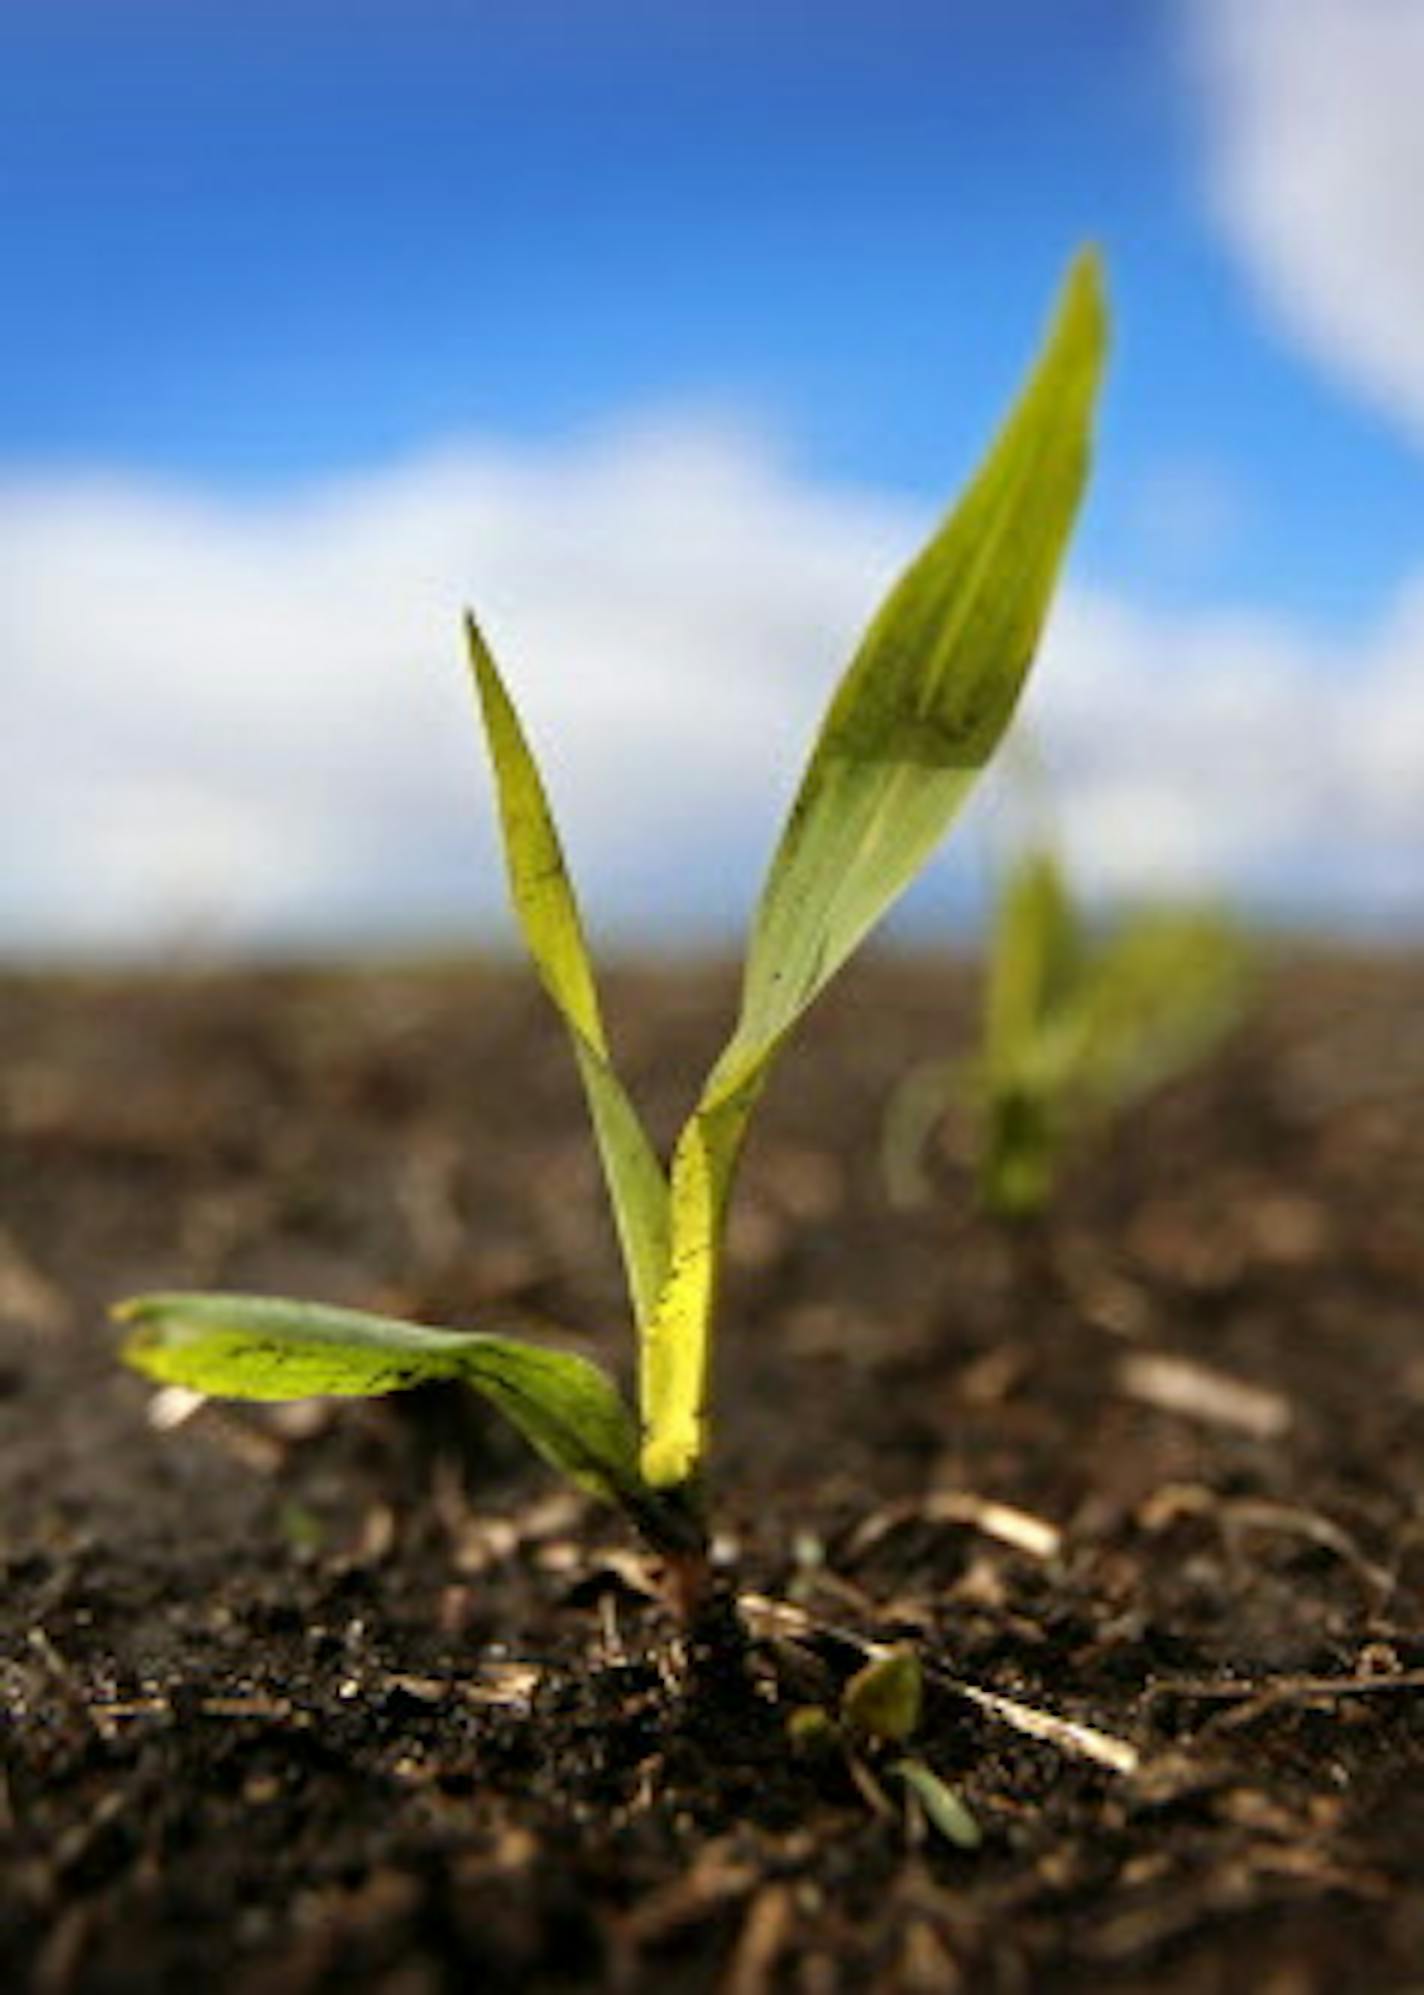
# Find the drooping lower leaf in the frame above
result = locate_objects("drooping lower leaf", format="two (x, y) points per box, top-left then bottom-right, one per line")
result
(116, 1291), (646, 1514)
(637, 251), (1109, 1490)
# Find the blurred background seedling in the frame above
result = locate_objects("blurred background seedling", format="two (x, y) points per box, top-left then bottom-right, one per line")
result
(788, 1645), (982, 1851)
(885, 842), (1250, 1220)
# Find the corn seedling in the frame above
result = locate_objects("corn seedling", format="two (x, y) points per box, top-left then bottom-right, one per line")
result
(115, 253), (1107, 1607)
(791, 1646), (982, 1849)
(886, 846), (1248, 1219)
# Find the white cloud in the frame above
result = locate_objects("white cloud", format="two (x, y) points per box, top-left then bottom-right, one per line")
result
(1, 418), (1421, 955)
(1192, 0), (1424, 442)
(0, 421), (906, 952)
(1028, 585), (1424, 922)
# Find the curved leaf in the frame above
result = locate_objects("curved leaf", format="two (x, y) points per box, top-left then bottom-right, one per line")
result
(116, 1290), (645, 1512)
(843, 1645), (923, 1744)
(973, 849), (1248, 1214)
(893, 1759), (983, 1849)
(638, 250), (1109, 1489)
(1057, 908), (1249, 1108)
(725, 249), (1108, 1090)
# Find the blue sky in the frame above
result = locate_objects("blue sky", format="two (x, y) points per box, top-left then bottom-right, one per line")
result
(2, 0), (1422, 948)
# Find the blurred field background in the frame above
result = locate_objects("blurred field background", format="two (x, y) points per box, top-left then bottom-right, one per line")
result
(2, 0), (1422, 963)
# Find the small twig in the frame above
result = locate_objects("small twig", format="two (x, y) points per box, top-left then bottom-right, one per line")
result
(724, 1883), (796, 1995)
(1147, 1663), (1424, 1735)
(146, 1384), (208, 1432)
(197, 1694), (296, 1721)
(1139, 1483), (1394, 1602)
(1117, 1351), (1291, 1440)
(91, 1697), (171, 1724)
(460, 1661), (542, 1711)
(26, 1628), (114, 1741)
(1219, 1497), (1394, 1602)
(944, 1677), (1140, 1775)
(847, 1491), (1062, 1564)
(597, 1588), (627, 1666)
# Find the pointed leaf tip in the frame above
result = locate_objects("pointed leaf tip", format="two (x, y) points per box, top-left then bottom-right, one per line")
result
(464, 617), (671, 1329)
(636, 252), (1109, 1490)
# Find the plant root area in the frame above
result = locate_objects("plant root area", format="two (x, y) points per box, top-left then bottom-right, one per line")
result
(2, 954), (1423, 1994)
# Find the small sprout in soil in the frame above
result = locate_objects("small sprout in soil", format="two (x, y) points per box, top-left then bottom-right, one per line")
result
(843, 1643), (923, 1746)
(115, 252), (1107, 1609)
(786, 1702), (842, 1761)
(791, 1645), (981, 1850)
(885, 845), (1248, 1220)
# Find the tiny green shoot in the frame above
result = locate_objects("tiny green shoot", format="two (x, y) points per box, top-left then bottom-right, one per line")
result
(842, 1643), (923, 1745)
(894, 1755), (983, 1851)
(792, 1645), (982, 1850)
(115, 252), (1107, 1599)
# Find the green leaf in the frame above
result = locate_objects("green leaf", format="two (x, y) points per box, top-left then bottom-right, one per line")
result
(638, 250), (1109, 1489)
(880, 1053), (961, 1210)
(843, 1645), (924, 1745)
(893, 1758), (983, 1849)
(116, 1290), (647, 1515)
(982, 849), (1080, 1088)
(638, 1070), (762, 1488)
(973, 852), (1248, 1216)
(787, 1704), (841, 1758)
(1059, 908), (1249, 1109)
(974, 848), (1081, 1216)
(728, 249), (1107, 1084)
(466, 618), (670, 1329)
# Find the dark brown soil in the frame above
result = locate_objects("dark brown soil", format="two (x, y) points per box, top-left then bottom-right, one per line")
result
(3, 951), (1423, 1993)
